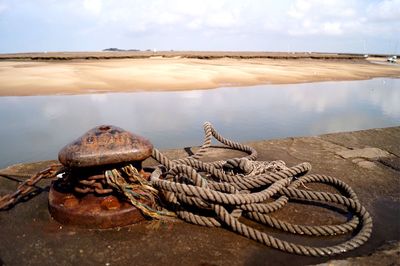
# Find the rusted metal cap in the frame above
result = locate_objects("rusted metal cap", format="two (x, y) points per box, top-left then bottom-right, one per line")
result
(58, 125), (153, 168)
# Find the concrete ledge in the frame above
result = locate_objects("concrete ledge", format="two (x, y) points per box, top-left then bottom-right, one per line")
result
(0, 126), (399, 265)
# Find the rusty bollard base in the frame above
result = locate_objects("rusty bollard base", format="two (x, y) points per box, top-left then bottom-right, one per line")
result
(48, 177), (149, 229)
(50, 125), (154, 228)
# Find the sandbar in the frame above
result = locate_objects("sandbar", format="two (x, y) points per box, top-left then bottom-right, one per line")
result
(0, 56), (399, 96)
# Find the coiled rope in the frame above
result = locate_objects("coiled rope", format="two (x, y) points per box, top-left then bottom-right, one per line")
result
(148, 122), (372, 257)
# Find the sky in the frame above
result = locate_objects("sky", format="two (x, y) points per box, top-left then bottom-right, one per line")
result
(0, 0), (399, 54)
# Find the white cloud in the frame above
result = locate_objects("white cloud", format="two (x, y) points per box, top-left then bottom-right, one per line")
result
(76, 0), (246, 33)
(286, 0), (359, 36)
(321, 22), (343, 36)
(187, 18), (202, 30)
(0, 0), (399, 53)
(370, 0), (400, 21)
(71, 0), (399, 41)
(83, 0), (102, 15)
(287, 0), (312, 19)
(285, 0), (400, 37)
(205, 11), (238, 28)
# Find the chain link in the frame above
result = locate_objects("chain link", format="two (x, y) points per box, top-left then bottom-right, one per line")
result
(0, 164), (63, 210)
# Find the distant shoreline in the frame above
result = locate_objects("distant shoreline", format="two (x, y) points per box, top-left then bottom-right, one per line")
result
(0, 55), (399, 96)
(0, 51), (377, 61)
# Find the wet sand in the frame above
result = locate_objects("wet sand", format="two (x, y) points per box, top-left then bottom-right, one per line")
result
(0, 56), (399, 96)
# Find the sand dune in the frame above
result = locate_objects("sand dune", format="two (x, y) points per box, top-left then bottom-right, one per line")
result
(0, 57), (399, 96)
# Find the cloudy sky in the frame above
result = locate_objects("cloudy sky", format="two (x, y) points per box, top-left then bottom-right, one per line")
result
(0, 0), (399, 54)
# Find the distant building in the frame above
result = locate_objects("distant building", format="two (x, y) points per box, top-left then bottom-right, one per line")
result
(387, 56), (397, 63)
(103, 48), (140, 52)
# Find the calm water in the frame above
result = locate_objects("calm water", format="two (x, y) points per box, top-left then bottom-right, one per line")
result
(0, 78), (399, 168)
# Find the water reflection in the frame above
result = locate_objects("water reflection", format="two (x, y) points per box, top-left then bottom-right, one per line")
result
(0, 78), (399, 168)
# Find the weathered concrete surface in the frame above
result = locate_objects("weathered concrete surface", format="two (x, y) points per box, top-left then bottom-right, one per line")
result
(315, 241), (400, 266)
(0, 126), (399, 266)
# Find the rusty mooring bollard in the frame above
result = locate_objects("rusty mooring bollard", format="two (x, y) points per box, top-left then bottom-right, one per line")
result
(48, 125), (154, 228)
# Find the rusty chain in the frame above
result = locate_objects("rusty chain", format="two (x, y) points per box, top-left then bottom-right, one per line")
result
(74, 173), (113, 194)
(0, 164), (63, 210)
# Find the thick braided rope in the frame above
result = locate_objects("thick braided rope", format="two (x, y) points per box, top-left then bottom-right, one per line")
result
(245, 211), (359, 236)
(213, 202), (372, 257)
(150, 122), (372, 257)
